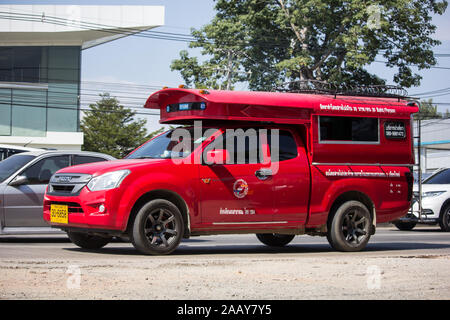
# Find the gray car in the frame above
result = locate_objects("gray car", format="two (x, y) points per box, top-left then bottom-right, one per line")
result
(0, 150), (115, 235)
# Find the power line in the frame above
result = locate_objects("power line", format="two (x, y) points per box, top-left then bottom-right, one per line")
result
(0, 98), (161, 116)
(3, 10), (450, 59)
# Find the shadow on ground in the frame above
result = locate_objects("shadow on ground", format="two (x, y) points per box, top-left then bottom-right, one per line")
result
(62, 241), (450, 257)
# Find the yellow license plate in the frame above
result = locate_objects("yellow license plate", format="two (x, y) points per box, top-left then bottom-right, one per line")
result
(50, 204), (68, 224)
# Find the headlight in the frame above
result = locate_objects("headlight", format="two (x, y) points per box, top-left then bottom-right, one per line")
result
(422, 191), (445, 198)
(86, 170), (130, 191)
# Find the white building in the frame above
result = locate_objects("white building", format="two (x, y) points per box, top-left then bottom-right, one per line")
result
(0, 5), (164, 150)
(415, 118), (450, 172)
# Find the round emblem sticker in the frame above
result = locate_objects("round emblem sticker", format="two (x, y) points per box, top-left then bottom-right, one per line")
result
(233, 179), (249, 199)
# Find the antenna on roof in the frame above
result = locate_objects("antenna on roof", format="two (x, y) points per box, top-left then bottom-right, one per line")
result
(274, 80), (409, 99)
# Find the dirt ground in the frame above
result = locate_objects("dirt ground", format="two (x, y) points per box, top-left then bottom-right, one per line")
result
(1, 235), (449, 300)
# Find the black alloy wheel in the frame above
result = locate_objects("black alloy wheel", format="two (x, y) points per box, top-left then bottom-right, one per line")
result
(131, 199), (184, 255)
(327, 200), (372, 252)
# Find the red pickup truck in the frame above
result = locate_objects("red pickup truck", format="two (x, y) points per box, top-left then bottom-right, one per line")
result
(43, 87), (418, 254)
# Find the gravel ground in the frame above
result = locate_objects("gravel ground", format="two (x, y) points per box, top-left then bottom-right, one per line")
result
(1, 254), (450, 300)
(1, 229), (449, 300)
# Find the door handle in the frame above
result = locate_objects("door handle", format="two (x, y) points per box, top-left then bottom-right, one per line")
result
(255, 169), (273, 180)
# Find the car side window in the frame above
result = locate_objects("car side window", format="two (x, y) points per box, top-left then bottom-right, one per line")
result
(21, 156), (70, 184)
(73, 156), (106, 165)
(206, 128), (299, 164)
(211, 128), (263, 164)
(268, 130), (298, 162)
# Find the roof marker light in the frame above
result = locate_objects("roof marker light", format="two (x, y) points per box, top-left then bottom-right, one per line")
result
(199, 89), (210, 94)
(178, 84), (186, 88)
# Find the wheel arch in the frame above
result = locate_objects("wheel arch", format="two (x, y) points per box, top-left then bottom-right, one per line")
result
(126, 189), (191, 238)
(327, 190), (377, 232)
(440, 198), (450, 216)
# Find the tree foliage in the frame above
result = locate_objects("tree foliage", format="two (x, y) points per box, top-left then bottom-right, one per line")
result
(171, 0), (447, 90)
(415, 99), (442, 120)
(80, 93), (163, 158)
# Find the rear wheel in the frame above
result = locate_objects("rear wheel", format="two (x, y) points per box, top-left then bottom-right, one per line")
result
(256, 233), (295, 247)
(394, 221), (417, 231)
(327, 200), (372, 252)
(439, 204), (450, 232)
(67, 231), (111, 250)
(131, 199), (184, 255)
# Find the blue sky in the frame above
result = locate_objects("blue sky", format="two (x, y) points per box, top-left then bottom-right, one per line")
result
(2, 0), (450, 133)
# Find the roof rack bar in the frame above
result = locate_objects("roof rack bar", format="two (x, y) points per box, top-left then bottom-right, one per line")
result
(274, 80), (409, 99)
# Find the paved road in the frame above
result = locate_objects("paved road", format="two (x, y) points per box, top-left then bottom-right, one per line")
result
(0, 226), (449, 300)
(0, 226), (449, 259)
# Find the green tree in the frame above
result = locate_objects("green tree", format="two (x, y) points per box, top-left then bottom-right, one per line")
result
(415, 98), (442, 120)
(171, 0), (447, 90)
(81, 93), (163, 158)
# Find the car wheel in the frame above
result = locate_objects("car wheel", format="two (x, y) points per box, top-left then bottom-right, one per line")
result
(67, 231), (111, 249)
(256, 233), (295, 247)
(394, 221), (417, 231)
(439, 204), (450, 232)
(131, 199), (184, 255)
(327, 200), (372, 252)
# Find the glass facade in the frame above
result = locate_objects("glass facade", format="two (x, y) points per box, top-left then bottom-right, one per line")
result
(0, 46), (80, 137)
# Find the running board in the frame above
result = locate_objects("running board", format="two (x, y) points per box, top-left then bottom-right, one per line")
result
(0, 227), (65, 235)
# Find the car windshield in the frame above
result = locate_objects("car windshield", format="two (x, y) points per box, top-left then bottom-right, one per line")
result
(0, 154), (36, 183)
(423, 168), (450, 184)
(126, 128), (217, 160)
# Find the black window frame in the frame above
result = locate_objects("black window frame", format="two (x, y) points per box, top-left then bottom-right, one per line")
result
(318, 116), (380, 144)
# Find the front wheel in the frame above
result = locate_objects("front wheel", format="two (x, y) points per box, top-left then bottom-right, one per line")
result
(131, 199), (184, 255)
(256, 233), (295, 247)
(439, 204), (450, 232)
(327, 200), (372, 252)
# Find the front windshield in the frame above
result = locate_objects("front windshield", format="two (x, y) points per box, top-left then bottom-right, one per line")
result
(423, 168), (450, 184)
(0, 154), (36, 183)
(126, 128), (217, 160)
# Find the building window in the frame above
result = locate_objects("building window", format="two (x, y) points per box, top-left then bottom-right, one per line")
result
(0, 47), (42, 83)
(319, 116), (379, 143)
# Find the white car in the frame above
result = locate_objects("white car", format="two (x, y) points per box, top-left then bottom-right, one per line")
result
(394, 168), (450, 231)
(0, 144), (42, 161)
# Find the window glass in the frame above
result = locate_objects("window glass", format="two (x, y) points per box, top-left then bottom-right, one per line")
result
(127, 128), (216, 159)
(0, 154), (36, 183)
(320, 116), (378, 142)
(268, 130), (298, 161)
(73, 156), (106, 166)
(208, 128), (261, 164)
(424, 169), (450, 184)
(21, 156), (70, 184)
(0, 47), (41, 83)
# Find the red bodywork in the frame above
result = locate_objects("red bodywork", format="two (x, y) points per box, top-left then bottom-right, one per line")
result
(43, 89), (418, 237)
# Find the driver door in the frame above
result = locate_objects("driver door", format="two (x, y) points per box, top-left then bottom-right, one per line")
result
(198, 128), (274, 225)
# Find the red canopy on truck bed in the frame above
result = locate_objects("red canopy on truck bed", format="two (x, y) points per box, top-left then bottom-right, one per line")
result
(145, 88), (418, 124)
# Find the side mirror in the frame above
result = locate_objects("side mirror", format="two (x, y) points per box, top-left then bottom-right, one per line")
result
(9, 175), (29, 187)
(206, 149), (230, 165)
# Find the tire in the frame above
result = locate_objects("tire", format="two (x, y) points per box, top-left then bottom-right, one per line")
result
(256, 233), (295, 247)
(131, 199), (184, 255)
(439, 204), (450, 232)
(394, 221), (417, 231)
(67, 231), (111, 250)
(327, 200), (372, 252)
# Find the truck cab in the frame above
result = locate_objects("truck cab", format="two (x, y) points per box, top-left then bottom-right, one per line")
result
(43, 87), (418, 254)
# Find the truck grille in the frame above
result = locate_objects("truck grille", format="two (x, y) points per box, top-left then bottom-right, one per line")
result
(48, 173), (92, 196)
(51, 185), (75, 193)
